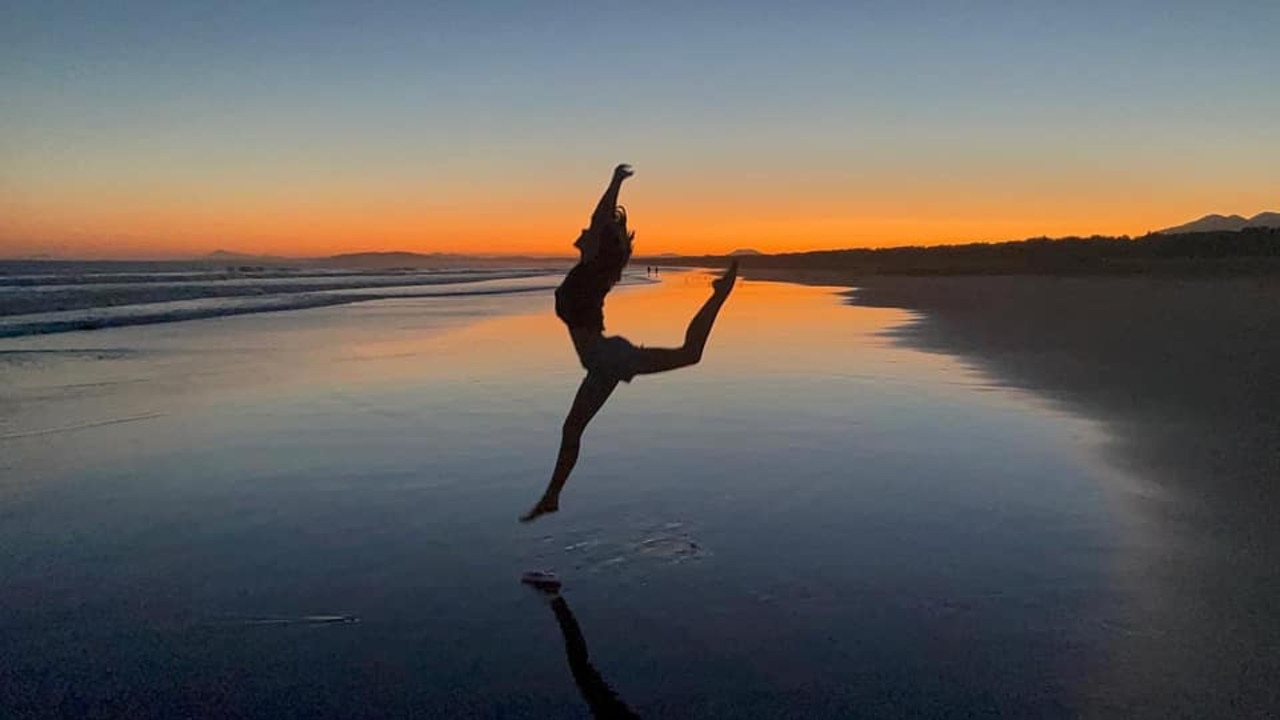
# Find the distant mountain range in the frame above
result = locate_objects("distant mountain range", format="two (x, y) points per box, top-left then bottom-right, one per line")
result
(202, 215), (1279, 269)
(321, 251), (569, 269)
(1157, 212), (1280, 234)
(205, 249), (290, 263)
(202, 250), (571, 269)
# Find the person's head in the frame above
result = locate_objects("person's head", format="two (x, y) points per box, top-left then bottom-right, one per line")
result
(573, 207), (634, 269)
(613, 206), (636, 245)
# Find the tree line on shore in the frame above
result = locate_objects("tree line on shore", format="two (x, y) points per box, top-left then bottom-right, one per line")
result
(641, 227), (1280, 275)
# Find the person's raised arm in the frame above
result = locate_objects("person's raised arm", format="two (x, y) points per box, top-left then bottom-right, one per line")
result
(590, 164), (634, 229)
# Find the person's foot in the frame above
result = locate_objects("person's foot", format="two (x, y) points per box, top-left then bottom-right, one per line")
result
(520, 570), (563, 595)
(519, 498), (559, 523)
(713, 259), (739, 295)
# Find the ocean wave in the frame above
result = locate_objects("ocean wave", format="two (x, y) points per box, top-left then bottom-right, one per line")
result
(0, 269), (552, 316)
(0, 272), (568, 338)
(0, 265), (527, 288)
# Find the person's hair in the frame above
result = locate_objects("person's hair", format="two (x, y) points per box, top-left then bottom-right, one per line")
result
(614, 206), (636, 243)
(608, 206), (635, 283)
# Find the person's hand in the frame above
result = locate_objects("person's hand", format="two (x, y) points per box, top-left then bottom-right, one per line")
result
(613, 163), (634, 181)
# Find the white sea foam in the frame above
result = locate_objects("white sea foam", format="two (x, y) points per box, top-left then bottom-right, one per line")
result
(0, 263), (568, 337)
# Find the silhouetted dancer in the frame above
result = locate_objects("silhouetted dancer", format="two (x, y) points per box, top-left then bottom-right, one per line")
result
(522, 573), (641, 719)
(520, 164), (738, 522)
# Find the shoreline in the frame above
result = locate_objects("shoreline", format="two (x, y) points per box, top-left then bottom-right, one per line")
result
(747, 270), (1279, 507)
(751, 269), (1280, 715)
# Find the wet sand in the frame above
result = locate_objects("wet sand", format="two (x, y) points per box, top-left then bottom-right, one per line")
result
(754, 270), (1280, 716)
(2, 273), (1124, 718)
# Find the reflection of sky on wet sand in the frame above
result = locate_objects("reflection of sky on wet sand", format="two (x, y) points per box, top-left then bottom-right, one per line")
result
(1, 272), (1127, 717)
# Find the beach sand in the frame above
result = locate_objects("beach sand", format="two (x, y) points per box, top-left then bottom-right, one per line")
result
(1, 271), (1137, 718)
(751, 269), (1280, 716)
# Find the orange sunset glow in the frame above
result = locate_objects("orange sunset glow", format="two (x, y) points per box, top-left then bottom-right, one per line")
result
(5, 172), (1275, 260)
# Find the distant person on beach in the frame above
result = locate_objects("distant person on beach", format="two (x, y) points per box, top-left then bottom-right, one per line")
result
(520, 164), (738, 522)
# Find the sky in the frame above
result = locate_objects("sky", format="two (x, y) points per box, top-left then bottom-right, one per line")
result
(2, 1), (1277, 258)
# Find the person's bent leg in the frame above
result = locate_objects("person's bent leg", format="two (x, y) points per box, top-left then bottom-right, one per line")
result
(521, 373), (619, 522)
(633, 261), (738, 376)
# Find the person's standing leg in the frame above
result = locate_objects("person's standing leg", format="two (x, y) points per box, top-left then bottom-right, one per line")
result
(521, 372), (620, 522)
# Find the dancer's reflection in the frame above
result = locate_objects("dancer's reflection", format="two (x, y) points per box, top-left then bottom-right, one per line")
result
(523, 573), (641, 719)
(521, 164), (738, 522)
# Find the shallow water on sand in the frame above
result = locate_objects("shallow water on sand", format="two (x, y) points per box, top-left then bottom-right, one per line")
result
(1, 273), (1124, 718)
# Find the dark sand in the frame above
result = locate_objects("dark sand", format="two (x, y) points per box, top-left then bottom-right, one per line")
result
(753, 270), (1280, 717)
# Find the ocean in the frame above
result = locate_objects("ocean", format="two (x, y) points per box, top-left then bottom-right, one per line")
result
(0, 260), (569, 338)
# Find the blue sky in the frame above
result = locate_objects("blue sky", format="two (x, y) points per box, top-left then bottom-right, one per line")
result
(3, 1), (1277, 256)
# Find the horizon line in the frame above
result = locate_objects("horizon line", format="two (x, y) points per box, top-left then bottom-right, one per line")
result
(6, 216), (1277, 263)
